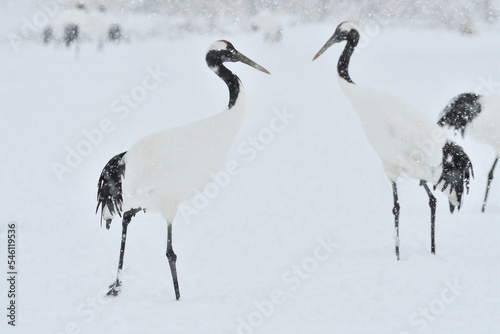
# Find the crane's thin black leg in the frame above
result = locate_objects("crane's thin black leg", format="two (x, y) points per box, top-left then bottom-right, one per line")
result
(482, 157), (498, 213)
(166, 222), (180, 300)
(421, 181), (437, 255)
(392, 181), (400, 261)
(107, 208), (140, 297)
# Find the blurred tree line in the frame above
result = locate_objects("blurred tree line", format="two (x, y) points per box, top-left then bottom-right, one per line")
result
(31, 0), (499, 36)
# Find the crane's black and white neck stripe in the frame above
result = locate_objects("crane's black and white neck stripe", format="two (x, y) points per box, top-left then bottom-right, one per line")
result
(206, 41), (241, 108)
(312, 21), (360, 84)
(336, 23), (359, 84)
(206, 40), (270, 109)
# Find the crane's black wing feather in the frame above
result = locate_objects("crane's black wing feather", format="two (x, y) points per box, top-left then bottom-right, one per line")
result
(435, 142), (474, 213)
(437, 93), (482, 137)
(96, 152), (127, 229)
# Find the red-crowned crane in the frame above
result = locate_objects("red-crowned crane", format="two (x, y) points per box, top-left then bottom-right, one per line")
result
(438, 93), (500, 212)
(96, 40), (270, 299)
(312, 21), (473, 260)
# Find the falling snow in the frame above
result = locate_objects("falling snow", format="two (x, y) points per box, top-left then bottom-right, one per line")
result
(0, 1), (499, 334)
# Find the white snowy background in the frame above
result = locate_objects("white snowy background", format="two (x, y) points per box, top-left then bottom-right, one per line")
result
(1, 0), (499, 333)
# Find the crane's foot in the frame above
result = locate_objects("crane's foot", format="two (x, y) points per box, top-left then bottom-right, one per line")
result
(106, 279), (122, 297)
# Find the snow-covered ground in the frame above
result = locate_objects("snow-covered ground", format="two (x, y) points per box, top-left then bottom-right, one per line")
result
(1, 19), (499, 334)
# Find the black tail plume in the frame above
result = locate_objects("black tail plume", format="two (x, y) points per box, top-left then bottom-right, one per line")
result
(435, 142), (474, 213)
(437, 93), (482, 137)
(96, 152), (126, 229)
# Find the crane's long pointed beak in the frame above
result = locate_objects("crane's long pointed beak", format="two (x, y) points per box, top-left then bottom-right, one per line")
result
(237, 52), (271, 75)
(312, 36), (337, 61)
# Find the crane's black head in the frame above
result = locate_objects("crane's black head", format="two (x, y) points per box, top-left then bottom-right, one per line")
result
(205, 40), (270, 74)
(312, 21), (360, 61)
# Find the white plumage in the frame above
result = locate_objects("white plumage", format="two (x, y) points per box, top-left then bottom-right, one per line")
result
(96, 40), (269, 299)
(122, 91), (246, 222)
(313, 21), (473, 259)
(338, 77), (447, 188)
(462, 95), (500, 154)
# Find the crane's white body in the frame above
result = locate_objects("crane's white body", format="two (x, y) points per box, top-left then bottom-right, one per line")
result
(313, 21), (472, 258)
(338, 77), (456, 202)
(97, 38), (268, 229)
(97, 40), (268, 299)
(121, 88), (246, 222)
(466, 94), (500, 155)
